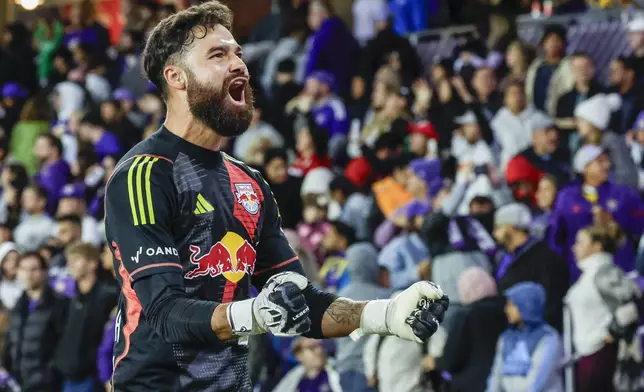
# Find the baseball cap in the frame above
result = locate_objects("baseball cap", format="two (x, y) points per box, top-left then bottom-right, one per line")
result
(573, 145), (606, 174)
(527, 111), (555, 133)
(494, 203), (532, 229)
(59, 183), (86, 200)
(408, 121), (439, 140)
(454, 111), (478, 126)
(308, 71), (335, 89)
(2, 82), (27, 100)
(113, 88), (135, 102)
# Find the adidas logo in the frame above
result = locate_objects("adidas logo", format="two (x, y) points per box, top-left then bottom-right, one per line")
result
(194, 194), (215, 215)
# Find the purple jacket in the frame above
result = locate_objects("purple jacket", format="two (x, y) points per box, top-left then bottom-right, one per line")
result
(305, 18), (360, 95)
(311, 97), (350, 138)
(97, 311), (116, 383)
(95, 131), (122, 161)
(548, 181), (644, 280)
(35, 159), (70, 214)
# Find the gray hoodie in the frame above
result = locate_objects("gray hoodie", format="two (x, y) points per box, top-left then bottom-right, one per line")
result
(335, 243), (391, 374)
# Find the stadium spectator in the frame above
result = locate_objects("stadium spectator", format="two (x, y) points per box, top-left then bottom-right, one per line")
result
(533, 174), (560, 240)
(49, 214), (83, 298)
(34, 19), (65, 87)
(78, 110), (122, 161)
(0, 23), (38, 92)
(56, 183), (101, 247)
(556, 52), (606, 150)
(318, 221), (355, 293)
(297, 192), (332, 263)
(334, 243), (390, 391)
(305, 0), (360, 96)
(290, 115), (331, 176)
(9, 97), (53, 176)
(431, 268), (507, 392)
(525, 24), (574, 116)
(609, 56), (644, 134)
(233, 96), (284, 165)
(356, 4), (422, 92)
(0, 242), (21, 309)
(0, 83), (29, 139)
(500, 40), (535, 92)
(574, 93), (639, 189)
(493, 203), (569, 331)
(451, 111), (495, 171)
(14, 185), (56, 252)
(549, 146), (644, 278)
(99, 99), (141, 151)
(263, 148), (303, 229)
(508, 111), (570, 186)
(491, 81), (541, 171)
(268, 59), (303, 148)
(34, 134), (71, 214)
(387, 0), (430, 35)
(54, 243), (116, 392)
(4, 252), (68, 392)
(487, 282), (564, 392)
(407, 120), (439, 158)
(328, 175), (371, 241)
(566, 223), (641, 392)
(629, 111), (644, 188)
(272, 338), (342, 392)
(0, 163), (29, 228)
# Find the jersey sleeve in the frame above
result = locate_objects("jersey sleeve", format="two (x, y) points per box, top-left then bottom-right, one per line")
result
(252, 177), (302, 288)
(105, 155), (183, 282)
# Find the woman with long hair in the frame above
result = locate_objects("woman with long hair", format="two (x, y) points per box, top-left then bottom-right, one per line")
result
(566, 222), (641, 392)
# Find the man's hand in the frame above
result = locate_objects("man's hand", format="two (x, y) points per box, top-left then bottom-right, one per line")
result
(358, 282), (449, 343)
(227, 272), (311, 337)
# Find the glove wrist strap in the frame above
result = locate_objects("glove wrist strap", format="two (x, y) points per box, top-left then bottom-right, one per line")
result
(358, 299), (390, 336)
(227, 298), (262, 336)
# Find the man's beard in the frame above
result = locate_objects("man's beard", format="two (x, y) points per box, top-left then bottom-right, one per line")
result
(186, 72), (255, 137)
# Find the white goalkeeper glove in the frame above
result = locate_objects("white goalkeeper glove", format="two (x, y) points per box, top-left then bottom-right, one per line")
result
(354, 281), (449, 343)
(227, 272), (311, 338)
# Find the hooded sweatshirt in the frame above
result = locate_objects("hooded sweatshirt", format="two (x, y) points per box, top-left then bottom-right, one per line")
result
(0, 243), (22, 309)
(487, 282), (564, 392)
(336, 243), (391, 374)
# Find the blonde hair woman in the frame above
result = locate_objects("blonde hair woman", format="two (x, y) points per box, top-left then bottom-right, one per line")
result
(565, 222), (641, 392)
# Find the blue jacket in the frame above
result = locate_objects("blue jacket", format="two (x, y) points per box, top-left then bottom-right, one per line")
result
(311, 96), (350, 138)
(548, 181), (644, 280)
(388, 0), (430, 35)
(305, 18), (360, 95)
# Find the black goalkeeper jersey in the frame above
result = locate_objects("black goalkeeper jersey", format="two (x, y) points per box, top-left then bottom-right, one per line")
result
(104, 127), (299, 392)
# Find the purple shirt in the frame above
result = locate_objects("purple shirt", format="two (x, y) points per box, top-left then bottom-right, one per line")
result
(297, 370), (331, 392)
(49, 265), (76, 298)
(35, 159), (70, 214)
(95, 131), (122, 161)
(27, 299), (38, 313)
(548, 181), (644, 280)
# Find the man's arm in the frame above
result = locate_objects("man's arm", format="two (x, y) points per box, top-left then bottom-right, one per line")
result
(105, 155), (233, 343)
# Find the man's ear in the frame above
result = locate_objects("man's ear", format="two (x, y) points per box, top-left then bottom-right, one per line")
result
(163, 65), (187, 91)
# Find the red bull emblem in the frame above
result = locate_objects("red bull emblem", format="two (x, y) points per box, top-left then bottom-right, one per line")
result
(234, 183), (260, 215)
(185, 232), (257, 282)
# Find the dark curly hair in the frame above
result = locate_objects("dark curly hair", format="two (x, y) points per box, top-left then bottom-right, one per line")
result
(141, 1), (233, 98)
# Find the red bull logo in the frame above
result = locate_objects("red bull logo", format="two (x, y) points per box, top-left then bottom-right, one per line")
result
(235, 183), (260, 215)
(184, 232), (256, 282)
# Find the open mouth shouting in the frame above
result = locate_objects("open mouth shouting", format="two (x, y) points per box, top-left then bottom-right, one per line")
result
(228, 77), (247, 106)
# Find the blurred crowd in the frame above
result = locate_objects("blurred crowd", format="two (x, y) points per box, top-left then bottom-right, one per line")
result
(1, 0), (644, 391)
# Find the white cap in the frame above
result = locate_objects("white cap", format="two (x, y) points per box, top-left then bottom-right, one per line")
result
(494, 203), (532, 229)
(627, 14), (644, 33)
(527, 111), (555, 133)
(573, 145), (606, 173)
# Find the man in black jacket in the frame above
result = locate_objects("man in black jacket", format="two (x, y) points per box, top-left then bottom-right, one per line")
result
(4, 252), (68, 392)
(493, 203), (569, 331)
(54, 242), (117, 391)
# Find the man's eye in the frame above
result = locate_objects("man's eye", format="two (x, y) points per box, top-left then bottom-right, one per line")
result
(210, 52), (224, 59)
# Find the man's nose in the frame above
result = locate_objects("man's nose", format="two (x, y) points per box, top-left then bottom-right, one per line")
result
(229, 55), (247, 76)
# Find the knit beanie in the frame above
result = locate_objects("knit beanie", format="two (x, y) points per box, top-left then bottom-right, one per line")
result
(458, 267), (498, 305)
(574, 93), (622, 130)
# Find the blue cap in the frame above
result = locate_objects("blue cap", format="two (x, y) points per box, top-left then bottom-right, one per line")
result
(113, 88), (134, 102)
(308, 71), (336, 89)
(59, 183), (86, 200)
(2, 83), (27, 99)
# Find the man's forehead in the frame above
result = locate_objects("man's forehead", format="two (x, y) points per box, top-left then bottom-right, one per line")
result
(192, 25), (239, 51)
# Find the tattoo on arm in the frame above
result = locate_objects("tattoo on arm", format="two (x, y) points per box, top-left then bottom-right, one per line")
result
(321, 298), (367, 338)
